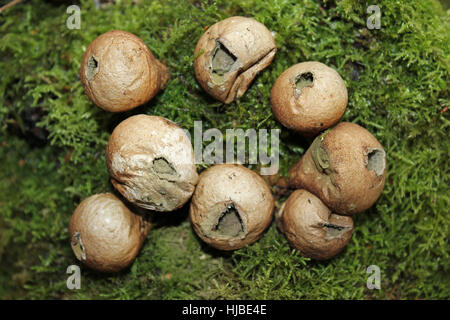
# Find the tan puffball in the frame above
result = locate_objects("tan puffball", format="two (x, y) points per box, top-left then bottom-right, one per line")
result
(190, 164), (274, 251)
(276, 189), (353, 260)
(106, 115), (198, 212)
(289, 122), (386, 215)
(270, 61), (348, 136)
(194, 16), (277, 104)
(80, 30), (169, 112)
(69, 193), (150, 273)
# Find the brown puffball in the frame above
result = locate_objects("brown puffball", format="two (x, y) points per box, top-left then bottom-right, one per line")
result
(276, 189), (353, 260)
(80, 30), (169, 112)
(270, 61), (348, 136)
(69, 193), (150, 273)
(106, 115), (198, 212)
(190, 164), (274, 251)
(194, 16), (277, 104)
(289, 122), (386, 215)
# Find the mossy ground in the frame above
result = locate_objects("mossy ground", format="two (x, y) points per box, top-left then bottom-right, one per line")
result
(0, 0), (449, 299)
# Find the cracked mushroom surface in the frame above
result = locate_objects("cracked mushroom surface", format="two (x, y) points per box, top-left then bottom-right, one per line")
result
(106, 115), (198, 212)
(270, 61), (348, 136)
(69, 193), (150, 273)
(276, 189), (353, 260)
(194, 16), (277, 104)
(80, 30), (169, 112)
(190, 164), (274, 251)
(289, 122), (386, 215)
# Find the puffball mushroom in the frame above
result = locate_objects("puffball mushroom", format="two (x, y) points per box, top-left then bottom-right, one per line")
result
(289, 122), (386, 215)
(270, 61), (348, 136)
(106, 114), (198, 212)
(69, 193), (150, 273)
(80, 30), (169, 112)
(276, 189), (353, 260)
(190, 164), (274, 251)
(194, 16), (277, 104)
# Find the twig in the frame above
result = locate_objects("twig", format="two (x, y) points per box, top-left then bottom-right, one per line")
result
(0, 0), (23, 13)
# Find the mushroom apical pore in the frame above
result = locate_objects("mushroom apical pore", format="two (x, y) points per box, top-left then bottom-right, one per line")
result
(106, 115), (199, 212)
(80, 30), (169, 112)
(289, 122), (386, 215)
(194, 16), (277, 103)
(190, 164), (274, 251)
(276, 189), (353, 260)
(271, 61), (348, 136)
(69, 193), (150, 273)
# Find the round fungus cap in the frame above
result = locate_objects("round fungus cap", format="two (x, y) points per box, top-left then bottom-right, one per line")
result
(190, 164), (274, 251)
(106, 115), (198, 212)
(276, 189), (353, 260)
(194, 16), (277, 104)
(270, 61), (348, 135)
(69, 193), (150, 273)
(80, 30), (169, 112)
(289, 122), (386, 215)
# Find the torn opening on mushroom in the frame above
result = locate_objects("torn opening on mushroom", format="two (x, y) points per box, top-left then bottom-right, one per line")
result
(86, 55), (99, 80)
(294, 72), (314, 92)
(211, 42), (237, 84)
(139, 218), (147, 234)
(71, 232), (86, 261)
(212, 202), (245, 237)
(311, 138), (331, 175)
(366, 148), (386, 176)
(321, 223), (348, 238)
(153, 157), (177, 176)
(136, 196), (163, 211)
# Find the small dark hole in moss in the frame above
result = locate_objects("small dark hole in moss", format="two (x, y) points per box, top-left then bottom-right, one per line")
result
(295, 72), (314, 91)
(213, 202), (244, 237)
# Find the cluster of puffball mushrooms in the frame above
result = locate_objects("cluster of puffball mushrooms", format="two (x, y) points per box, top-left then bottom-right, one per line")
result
(69, 16), (386, 272)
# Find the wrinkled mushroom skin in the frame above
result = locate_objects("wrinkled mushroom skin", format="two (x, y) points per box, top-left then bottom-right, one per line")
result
(194, 16), (277, 104)
(106, 115), (199, 212)
(69, 193), (150, 273)
(190, 164), (274, 251)
(289, 122), (386, 215)
(270, 61), (348, 136)
(80, 30), (169, 112)
(276, 189), (353, 260)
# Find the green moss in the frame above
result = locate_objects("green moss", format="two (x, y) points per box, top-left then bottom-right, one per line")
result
(0, 0), (449, 299)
